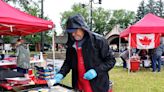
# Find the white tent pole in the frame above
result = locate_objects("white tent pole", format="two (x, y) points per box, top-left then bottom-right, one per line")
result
(52, 32), (55, 65)
(119, 36), (121, 56)
(128, 33), (131, 73)
(51, 31), (55, 73)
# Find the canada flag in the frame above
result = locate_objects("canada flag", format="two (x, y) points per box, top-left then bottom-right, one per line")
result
(131, 34), (160, 49)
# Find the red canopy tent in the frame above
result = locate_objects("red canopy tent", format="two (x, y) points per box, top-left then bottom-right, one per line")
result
(120, 13), (164, 37)
(0, 0), (54, 36)
(120, 13), (164, 49)
(119, 13), (164, 72)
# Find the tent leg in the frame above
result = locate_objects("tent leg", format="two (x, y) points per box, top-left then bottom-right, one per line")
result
(128, 33), (131, 74)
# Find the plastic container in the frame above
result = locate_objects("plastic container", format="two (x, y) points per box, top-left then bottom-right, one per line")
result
(35, 66), (54, 80)
(130, 60), (140, 72)
(28, 69), (35, 80)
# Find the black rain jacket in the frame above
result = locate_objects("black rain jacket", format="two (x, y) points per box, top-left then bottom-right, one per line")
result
(59, 14), (116, 92)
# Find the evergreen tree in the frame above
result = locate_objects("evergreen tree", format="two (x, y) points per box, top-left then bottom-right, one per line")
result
(146, 0), (156, 14)
(136, 1), (146, 22)
(155, 0), (164, 17)
(136, 0), (164, 22)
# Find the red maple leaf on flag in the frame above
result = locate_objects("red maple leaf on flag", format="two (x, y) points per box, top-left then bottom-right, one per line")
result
(139, 36), (152, 45)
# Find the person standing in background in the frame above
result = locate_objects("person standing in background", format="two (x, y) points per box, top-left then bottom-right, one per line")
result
(15, 39), (30, 76)
(152, 43), (164, 72)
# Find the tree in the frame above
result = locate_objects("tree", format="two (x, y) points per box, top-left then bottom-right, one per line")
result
(4, 0), (40, 13)
(61, 3), (135, 35)
(3, 36), (12, 43)
(61, 3), (89, 27)
(61, 3), (112, 34)
(146, 0), (156, 14)
(136, 1), (147, 22)
(155, 0), (164, 17)
(92, 7), (111, 34)
(109, 10), (135, 30)
(136, 0), (164, 21)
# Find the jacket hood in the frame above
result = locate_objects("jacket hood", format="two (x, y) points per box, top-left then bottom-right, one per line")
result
(66, 14), (90, 32)
(65, 14), (95, 47)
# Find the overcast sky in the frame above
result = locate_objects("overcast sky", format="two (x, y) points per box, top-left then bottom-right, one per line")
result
(43, 0), (144, 35)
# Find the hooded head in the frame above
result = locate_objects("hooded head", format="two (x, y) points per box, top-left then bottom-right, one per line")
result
(65, 14), (93, 47)
(65, 14), (89, 33)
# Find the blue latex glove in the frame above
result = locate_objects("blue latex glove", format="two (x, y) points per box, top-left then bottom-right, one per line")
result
(54, 73), (64, 83)
(47, 73), (63, 87)
(84, 69), (97, 80)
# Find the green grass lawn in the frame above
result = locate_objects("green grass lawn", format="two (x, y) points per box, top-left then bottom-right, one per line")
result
(61, 66), (164, 92)
(110, 67), (164, 92)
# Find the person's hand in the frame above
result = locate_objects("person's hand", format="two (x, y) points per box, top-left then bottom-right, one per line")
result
(84, 69), (97, 80)
(47, 73), (63, 87)
(54, 73), (63, 83)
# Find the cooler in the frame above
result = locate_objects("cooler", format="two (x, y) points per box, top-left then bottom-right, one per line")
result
(130, 60), (140, 72)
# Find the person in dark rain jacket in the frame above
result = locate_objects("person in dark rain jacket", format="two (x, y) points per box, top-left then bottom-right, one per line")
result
(47, 14), (116, 92)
